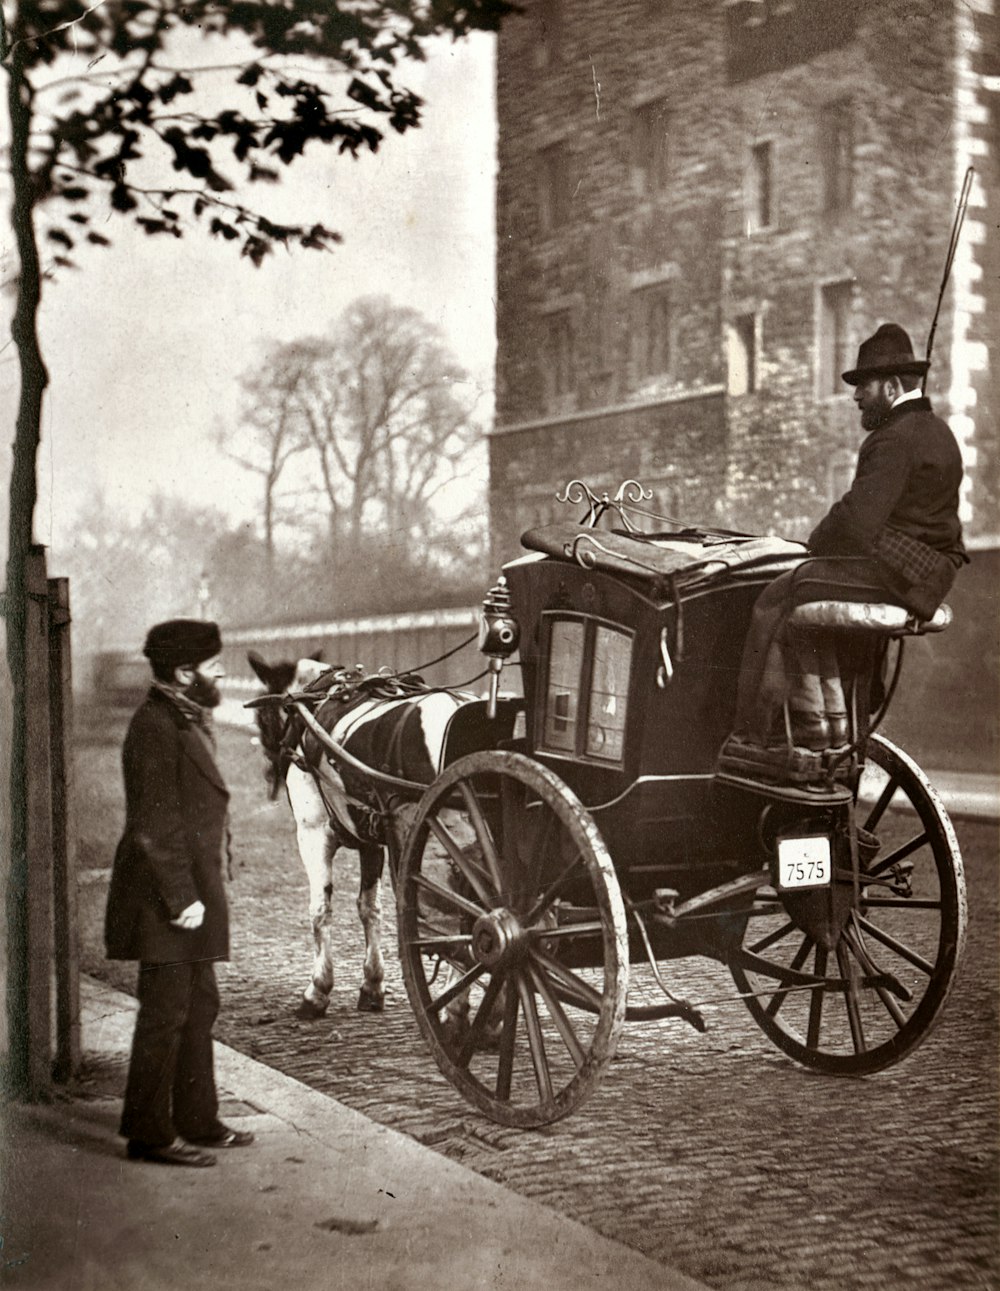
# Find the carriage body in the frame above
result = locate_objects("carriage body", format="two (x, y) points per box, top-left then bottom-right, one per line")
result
(262, 502), (966, 1128)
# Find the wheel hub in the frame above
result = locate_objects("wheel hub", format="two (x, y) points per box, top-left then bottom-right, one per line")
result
(472, 907), (527, 969)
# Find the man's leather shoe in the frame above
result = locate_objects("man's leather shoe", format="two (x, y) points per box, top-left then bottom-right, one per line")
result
(127, 1138), (216, 1167)
(185, 1125), (255, 1149)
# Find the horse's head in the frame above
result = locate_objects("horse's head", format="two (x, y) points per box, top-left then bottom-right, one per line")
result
(247, 649), (327, 799)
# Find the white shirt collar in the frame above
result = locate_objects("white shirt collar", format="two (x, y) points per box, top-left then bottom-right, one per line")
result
(891, 387), (923, 409)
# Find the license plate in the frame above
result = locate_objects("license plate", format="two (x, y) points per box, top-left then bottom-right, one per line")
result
(777, 836), (832, 889)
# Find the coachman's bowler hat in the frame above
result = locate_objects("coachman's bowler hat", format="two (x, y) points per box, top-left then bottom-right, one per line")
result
(842, 323), (929, 386)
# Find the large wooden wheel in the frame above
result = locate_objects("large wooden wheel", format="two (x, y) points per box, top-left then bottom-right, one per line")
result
(729, 734), (967, 1074)
(396, 750), (628, 1127)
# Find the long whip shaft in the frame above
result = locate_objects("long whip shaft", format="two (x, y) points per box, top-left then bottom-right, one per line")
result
(923, 165), (975, 394)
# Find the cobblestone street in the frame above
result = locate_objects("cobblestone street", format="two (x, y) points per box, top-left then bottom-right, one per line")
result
(80, 721), (999, 1291)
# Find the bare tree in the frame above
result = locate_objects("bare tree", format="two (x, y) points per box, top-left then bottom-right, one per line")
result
(216, 345), (314, 569)
(291, 295), (483, 559)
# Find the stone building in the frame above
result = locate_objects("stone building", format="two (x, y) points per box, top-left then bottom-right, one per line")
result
(489, 0), (997, 564)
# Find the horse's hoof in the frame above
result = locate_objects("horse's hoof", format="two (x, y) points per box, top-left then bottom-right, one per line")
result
(356, 988), (385, 1013)
(294, 997), (328, 1020)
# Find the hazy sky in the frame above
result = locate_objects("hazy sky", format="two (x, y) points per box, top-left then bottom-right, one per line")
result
(1, 31), (498, 556)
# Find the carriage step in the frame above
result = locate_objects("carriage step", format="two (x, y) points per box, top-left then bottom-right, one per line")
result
(716, 737), (853, 785)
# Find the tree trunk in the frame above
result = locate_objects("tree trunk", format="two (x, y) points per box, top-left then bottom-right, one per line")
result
(5, 32), (51, 1098)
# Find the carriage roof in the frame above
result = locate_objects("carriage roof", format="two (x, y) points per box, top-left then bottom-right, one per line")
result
(510, 522), (805, 605)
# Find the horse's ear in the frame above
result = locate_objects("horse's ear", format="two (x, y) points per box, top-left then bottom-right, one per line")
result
(310, 649), (324, 663)
(247, 651), (272, 685)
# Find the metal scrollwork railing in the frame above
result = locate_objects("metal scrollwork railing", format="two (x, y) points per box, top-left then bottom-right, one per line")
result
(556, 478), (684, 533)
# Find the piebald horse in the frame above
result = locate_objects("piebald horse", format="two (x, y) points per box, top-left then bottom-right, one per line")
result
(247, 651), (472, 1018)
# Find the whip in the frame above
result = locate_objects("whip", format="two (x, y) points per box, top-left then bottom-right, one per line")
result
(923, 165), (975, 394)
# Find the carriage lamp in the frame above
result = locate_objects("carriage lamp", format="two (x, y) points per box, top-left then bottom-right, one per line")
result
(479, 576), (520, 720)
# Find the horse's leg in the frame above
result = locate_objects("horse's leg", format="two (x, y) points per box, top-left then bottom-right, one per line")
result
(287, 765), (337, 1019)
(356, 845), (386, 1012)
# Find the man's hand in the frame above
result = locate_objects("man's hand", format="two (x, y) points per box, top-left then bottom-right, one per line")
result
(171, 900), (205, 930)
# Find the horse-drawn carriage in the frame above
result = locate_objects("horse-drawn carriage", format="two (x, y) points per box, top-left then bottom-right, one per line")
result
(249, 481), (966, 1128)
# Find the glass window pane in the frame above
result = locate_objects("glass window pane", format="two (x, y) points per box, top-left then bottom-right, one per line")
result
(586, 627), (632, 762)
(543, 619), (585, 753)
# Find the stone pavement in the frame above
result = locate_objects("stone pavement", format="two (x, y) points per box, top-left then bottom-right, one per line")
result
(0, 976), (710, 1291)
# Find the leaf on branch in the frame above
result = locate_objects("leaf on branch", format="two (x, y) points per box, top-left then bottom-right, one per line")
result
(52, 256), (76, 270)
(249, 164), (279, 184)
(59, 186), (90, 202)
(110, 184), (138, 213)
(192, 123), (219, 142)
(87, 232), (111, 247)
(256, 91), (269, 111)
(48, 229), (75, 249)
(237, 64), (263, 87)
(68, 213), (90, 225)
(209, 218), (240, 242)
(347, 78), (383, 113)
(158, 74), (195, 105)
(241, 235), (271, 267)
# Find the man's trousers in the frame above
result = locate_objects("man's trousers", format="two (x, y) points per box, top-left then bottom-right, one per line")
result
(119, 959), (221, 1147)
(733, 557), (899, 745)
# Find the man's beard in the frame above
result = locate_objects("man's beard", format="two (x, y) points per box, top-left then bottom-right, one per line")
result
(185, 671), (222, 709)
(860, 391), (893, 432)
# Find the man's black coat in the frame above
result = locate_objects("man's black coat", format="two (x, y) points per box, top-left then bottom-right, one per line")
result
(105, 687), (230, 963)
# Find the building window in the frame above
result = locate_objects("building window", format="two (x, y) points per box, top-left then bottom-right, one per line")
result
(746, 141), (773, 233)
(533, 0), (563, 68)
(821, 101), (853, 215)
(537, 141), (571, 232)
(634, 286), (673, 378)
(727, 314), (757, 396)
(631, 99), (670, 198)
(545, 310), (575, 402)
(818, 281), (853, 396)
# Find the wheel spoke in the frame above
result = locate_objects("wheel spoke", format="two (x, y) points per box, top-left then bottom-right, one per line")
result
(528, 961), (585, 1068)
(764, 934), (814, 1019)
(532, 949), (606, 1011)
(521, 854), (586, 926)
(456, 972), (506, 1068)
(866, 830), (929, 878)
(863, 773), (900, 831)
(806, 946), (827, 1049)
(427, 961), (486, 1015)
(458, 780), (505, 897)
(843, 924), (907, 1029)
(530, 919), (605, 940)
(413, 871), (487, 921)
(408, 931), (474, 952)
(837, 940), (867, 1053)
(749, 918), (798, 955)
(427, 814), (497, 907)
(515, 972), (554, 1105)
(495, 974), (520, 1100)
(856, 914), (935, 975)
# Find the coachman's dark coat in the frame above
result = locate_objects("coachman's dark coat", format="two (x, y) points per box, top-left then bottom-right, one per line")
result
(105, 688), (230, 963)
(807, 397), (967, 618)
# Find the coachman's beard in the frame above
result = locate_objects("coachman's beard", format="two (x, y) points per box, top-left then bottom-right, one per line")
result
(186, 671), (222, 709)
(860, 391), (894, 432)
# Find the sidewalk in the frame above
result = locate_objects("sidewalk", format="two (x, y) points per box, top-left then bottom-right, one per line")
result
(1, 977), (708, 1291)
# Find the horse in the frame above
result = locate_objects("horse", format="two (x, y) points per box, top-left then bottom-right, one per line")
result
(246, 650), (473, 1018)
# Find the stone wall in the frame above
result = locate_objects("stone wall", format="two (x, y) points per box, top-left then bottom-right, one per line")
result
(491, 0), (998, 562)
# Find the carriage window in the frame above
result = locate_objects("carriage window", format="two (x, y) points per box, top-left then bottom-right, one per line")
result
(586, 627), (632, 762)
(540, 615), (633, 764)
(543, 619), (585, 752)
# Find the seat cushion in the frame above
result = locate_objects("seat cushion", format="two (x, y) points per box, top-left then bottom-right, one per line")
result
(786, 601), (952, 635)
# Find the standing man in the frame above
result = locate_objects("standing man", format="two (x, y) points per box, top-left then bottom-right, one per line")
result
(730, 323), (967, 751)
(105, 619), (253, 1167)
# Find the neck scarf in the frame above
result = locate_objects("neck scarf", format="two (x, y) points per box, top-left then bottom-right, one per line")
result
(152, 681), (216, 748)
